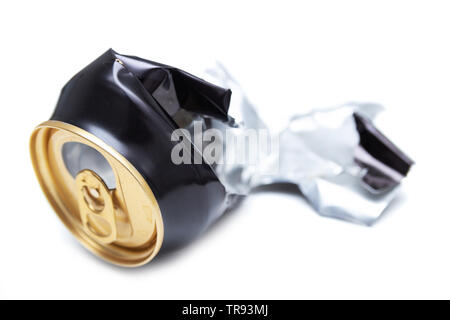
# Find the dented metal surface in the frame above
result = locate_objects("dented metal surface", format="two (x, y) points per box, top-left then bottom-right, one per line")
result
(195, 64), (414, 225)
(32, 49), (414, 265)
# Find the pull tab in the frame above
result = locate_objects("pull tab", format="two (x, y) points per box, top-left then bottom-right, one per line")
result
(75, 169), (117, 244)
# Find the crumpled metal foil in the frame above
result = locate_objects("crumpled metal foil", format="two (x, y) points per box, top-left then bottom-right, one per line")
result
(64, 49), (413, 226)
(182, 64), (414, 226)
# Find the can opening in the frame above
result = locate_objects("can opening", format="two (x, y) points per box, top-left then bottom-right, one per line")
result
(62, 142), (116, 189)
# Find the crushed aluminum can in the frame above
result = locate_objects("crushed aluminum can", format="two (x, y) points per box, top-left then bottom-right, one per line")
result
(30, 49), (414, 266)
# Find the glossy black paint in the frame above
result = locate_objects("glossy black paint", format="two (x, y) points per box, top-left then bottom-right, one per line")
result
(51, 49), (230, 250)
(353, 112), (414, 191)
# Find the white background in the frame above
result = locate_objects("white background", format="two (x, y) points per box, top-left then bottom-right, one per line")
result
(0, 0), (448, 299)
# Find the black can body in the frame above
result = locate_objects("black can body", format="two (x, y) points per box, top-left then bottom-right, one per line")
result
(51, 49), (230, 250)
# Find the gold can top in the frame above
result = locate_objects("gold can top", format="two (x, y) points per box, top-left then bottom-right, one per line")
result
(30, 120), (164, 267)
